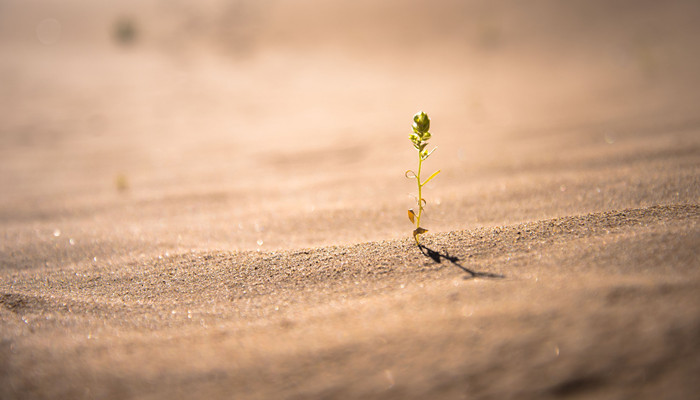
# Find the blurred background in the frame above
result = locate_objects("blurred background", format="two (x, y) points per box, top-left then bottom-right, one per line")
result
(1, 0), (699, 267)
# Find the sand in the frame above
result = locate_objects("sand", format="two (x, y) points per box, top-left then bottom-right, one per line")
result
(1, 1), (700, 399)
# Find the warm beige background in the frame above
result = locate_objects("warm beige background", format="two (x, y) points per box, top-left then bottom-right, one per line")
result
(1, 1), (699, 398)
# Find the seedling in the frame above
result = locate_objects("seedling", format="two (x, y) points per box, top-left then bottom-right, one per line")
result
(406, 111), (440, 245)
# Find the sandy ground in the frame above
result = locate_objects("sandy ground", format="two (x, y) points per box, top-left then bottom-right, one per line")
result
(1, 1), (700, 398)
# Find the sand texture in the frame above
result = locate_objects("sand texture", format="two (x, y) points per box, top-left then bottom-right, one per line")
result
(1, 1), (700, 399)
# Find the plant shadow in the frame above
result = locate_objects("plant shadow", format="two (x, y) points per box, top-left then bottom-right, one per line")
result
(418, 244), (505, 279)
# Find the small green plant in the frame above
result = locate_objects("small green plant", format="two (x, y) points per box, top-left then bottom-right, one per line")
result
(406, 111), (440, 245)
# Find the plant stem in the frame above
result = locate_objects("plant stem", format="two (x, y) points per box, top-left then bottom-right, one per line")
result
(415, 151), (424, 245)
(416, 152), (423, 228)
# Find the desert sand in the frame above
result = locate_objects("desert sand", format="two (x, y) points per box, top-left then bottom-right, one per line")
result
(1, 1), (699, 399)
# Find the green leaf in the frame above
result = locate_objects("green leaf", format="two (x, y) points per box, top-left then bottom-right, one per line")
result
(421, 169), (441, 186)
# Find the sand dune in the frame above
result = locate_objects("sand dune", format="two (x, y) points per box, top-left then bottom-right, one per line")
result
(2, 205), (699, 399)
(2, 0), (700, 399)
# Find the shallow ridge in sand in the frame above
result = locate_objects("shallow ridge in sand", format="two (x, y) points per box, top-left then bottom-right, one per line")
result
(2, 203), (697, 311)
(1, 204), (699, 400)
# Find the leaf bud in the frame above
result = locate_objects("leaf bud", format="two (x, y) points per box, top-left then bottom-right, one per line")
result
(412, 111), (430, 134)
